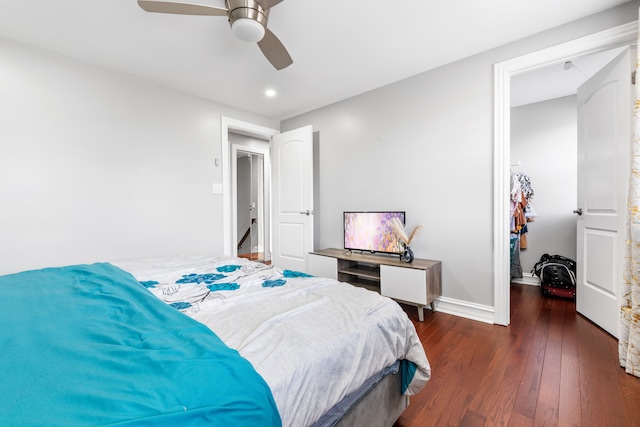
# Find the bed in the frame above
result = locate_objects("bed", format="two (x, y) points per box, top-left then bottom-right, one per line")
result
(1, 254), (431, 426)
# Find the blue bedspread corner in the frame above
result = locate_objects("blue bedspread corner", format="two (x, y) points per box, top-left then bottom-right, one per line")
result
(400, 359), (418, 395)
(0, 262), (281, 426)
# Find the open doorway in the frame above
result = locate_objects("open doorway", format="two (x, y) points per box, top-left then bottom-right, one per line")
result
(509, 96), (577, 285)
(220, 117), (279, 258)
(236, 151), (262, 260)
(492, 21), (636, 326)
(230, 132), (270, 262)
(234, 147), (266, 261)
(509, 48), (625, 285)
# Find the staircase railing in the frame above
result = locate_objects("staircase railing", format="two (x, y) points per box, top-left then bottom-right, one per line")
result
(237, 218), (257, 251)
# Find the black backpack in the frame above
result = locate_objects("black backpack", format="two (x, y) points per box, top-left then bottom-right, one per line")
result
(531, 254), (577, 290)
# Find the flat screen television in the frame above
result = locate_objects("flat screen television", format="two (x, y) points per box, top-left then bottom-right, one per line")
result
(343, 211), (406, 255)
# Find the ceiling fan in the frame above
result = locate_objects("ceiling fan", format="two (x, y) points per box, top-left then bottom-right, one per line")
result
(137, 0), (293, 70)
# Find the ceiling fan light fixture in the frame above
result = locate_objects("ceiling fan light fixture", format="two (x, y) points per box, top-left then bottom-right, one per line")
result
(232, 18), (265, 42)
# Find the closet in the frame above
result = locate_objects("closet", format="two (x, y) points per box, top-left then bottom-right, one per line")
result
(510, 96), (578, 283)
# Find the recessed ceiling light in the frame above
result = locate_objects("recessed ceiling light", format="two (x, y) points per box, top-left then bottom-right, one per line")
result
(265, 89), (276, 97)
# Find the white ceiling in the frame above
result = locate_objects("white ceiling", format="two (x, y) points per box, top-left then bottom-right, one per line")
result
(511, 46), (628, 107)
(0, 0), (632, 120)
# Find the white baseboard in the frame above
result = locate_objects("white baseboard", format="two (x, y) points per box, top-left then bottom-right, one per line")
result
(511, 272), (540, 286)
(433, 297), (494, 324)
(431, 273), (539, 325)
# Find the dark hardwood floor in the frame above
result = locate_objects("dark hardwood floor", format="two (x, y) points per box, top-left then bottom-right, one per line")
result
(394, 283), (640, 427)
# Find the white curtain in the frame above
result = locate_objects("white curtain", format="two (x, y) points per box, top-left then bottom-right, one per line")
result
(619, 10), (640, 378)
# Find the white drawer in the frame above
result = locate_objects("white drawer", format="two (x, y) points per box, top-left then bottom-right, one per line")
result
(380, 265), (426, 305)
(307, 253), (338, 280)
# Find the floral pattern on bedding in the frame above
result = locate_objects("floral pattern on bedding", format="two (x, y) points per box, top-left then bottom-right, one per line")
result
(262, 279), (286, 288)
(140, 280), (159, 288)
(169, 301), (192, 310)
(177, 273), (226, 284)
(217, 264), (243, 273)
(135, 259), (313, 312)
(206, 282), (240, 291)
(282, 270), (313, 278)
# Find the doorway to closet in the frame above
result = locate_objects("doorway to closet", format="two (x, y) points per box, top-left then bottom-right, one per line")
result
(509, 95), (577, 287)
(493, 21), (636, 326)
(508, 48), (625, 287)
(511, 48), (634, 340)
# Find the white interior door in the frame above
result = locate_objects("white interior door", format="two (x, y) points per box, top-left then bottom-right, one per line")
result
(271, 125), (314, 272)
(576, 47), (632, 338)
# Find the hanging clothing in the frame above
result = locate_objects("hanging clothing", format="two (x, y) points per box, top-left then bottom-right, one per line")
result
(518, 173), (534, 201)
(525, 204), (537, 222)
(510, 172), (536, 248)
(511, 234), (523, 279)
(510, 172), (536, 279)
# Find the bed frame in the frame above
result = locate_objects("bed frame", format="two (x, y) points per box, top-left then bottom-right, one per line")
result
(336, 371), (409, 427)
(313, 365), (409, 427)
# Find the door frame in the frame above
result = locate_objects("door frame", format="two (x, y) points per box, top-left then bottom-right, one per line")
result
(221, 117), (279, 257)
(492, 21), (637, 326)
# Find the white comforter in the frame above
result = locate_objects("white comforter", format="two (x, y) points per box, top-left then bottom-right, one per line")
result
(114, 254), (430, 427)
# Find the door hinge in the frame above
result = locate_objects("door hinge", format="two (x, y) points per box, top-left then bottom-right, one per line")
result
(633, 70), (636, 85)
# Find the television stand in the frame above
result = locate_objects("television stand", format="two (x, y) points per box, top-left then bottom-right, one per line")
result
(308, 248), (442, 321)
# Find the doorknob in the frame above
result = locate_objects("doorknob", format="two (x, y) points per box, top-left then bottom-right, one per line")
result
(573, 208), (583, 216)
(299, 210), (313, 216)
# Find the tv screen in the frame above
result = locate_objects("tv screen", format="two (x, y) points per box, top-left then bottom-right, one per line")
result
(343, 211), (406, 255)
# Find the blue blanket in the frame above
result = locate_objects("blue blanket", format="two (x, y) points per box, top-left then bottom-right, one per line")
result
(0, 263), (281, 426)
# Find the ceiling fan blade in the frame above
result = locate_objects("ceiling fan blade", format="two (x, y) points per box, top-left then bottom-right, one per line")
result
(257, 28), (292, 70)
(137, 0), (228, 16)
(255, 0), (284, 9)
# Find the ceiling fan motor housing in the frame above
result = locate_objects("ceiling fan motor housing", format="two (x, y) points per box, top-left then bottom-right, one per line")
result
(227, 0), (269, 42)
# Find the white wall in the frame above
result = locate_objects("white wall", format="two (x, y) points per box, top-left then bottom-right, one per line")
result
(282, 2), (637, 307)
(0, 40), (279, 275)
(511, 96), (578, 275)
